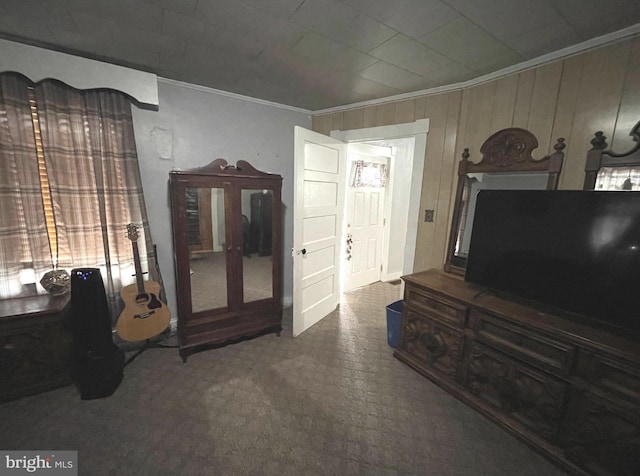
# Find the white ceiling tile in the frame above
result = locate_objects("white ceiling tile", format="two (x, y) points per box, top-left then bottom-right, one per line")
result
(289, 0), (359, 39)
(240, 0), (305, 19)
(292, 32), (378, 73)
(322, 70), (402, 100)
(163, 11), (264, 58)
(359, 61), (426, 90)
(258, 48), (339, 83)
(71, 11), (187, 58)
(342, 14), (397, 53)
(141, 0), (198, 16)
(421, 17), (522, 72)
(399, 48), (474, 84)
(370, 34), (430, 66)
(547, 0), (640, 38)
(505, 24), (582, 59)
(248, 15), (307, 51)
(0, 0), (76, 30)
(52, 26), (161, 70)
(444, 0), (562, 41)
(98, 41), (161, 70)
(195, 0), (263, 36)
(340, 0), (412, 22)
(0, 13), (60, 46)
(385, 0), (460, 39)
(99, 0), (164, 33)
(1, 0), (639, 110)
(159, 54), (240, 91)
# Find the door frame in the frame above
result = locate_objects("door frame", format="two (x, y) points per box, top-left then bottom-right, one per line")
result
(332, 119), (429, 280)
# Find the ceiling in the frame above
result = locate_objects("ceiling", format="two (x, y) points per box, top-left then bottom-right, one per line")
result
(1, 0), (640, 111)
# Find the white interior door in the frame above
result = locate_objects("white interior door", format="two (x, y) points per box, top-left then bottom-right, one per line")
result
(293, 126), (346, 337)
(343, 144), (391, 292)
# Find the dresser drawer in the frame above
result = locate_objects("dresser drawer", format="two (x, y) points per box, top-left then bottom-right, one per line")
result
(470, 309), (575, 377)
(575, 351), (640, 401)
(401, 307), (465, 382)
(466, 341), (568, 443)
(404, 285), (467, 328)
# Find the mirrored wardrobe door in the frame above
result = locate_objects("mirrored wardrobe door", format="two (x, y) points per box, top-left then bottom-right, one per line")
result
(240, 188), (273, 303)
(186, 186), (228, 312)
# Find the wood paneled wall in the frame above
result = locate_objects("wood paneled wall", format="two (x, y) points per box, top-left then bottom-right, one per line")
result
(312, 35), (640, 274)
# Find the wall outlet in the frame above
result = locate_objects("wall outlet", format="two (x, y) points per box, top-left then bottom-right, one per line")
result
(424, 209), (434, 222)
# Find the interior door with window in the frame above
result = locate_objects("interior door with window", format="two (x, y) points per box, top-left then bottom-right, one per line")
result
(343, 144), (391, 292)
(293, 126), (346, 337)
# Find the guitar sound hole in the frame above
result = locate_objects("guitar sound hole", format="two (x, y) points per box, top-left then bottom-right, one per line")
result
(135, 293), (150, 305)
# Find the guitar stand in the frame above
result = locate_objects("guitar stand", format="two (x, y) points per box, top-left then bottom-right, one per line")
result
(123, 332), (178, 368)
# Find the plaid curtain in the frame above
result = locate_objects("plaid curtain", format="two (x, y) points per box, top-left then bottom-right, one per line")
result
(0, 74), (51, 298)
(0, 73), (162, 324)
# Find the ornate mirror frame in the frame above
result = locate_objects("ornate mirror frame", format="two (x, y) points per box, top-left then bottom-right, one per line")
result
(444, 128), (566, 276)
(584, 120), (640, 190)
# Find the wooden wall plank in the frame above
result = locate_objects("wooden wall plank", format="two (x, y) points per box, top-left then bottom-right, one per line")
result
(512, 69), (535, 128)
(362, 105), (378, 128)
(490, 74), (519, 132)
(527, 61), (564, 155)
(330, 112), (343, 133)
(613, 36), (640, 152)
(395, 99), (416, 124)
(414, 93), (449, 271)
(343, 109), (364, 130)
(459, 81), (497, 163)
(550, 55), (584, 170)
(432, 91), (462, 271)
(312, 114), (332, 135)
(414, 96), (427, 120)
(381, 103), (396, 125)
(560, 41), (631, 190)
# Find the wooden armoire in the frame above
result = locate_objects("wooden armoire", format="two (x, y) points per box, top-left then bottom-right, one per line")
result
(169, 159), (282, 362)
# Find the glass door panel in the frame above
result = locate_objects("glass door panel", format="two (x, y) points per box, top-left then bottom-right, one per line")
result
(187, 186), (228, 312)
(241, 188), (273, 303)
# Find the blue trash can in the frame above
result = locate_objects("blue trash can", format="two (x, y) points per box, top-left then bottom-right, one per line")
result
(386, 300), (403, 349)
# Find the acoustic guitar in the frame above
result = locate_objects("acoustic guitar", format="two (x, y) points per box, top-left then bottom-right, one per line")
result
(116, 224), (171, 342)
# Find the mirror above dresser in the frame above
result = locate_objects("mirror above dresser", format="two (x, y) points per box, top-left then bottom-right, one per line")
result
(444, 128), (566, 276)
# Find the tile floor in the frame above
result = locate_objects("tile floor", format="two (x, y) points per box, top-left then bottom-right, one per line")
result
(0, 281), (568, 475)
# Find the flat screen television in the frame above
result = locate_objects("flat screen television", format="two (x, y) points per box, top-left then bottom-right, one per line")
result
(465, 190), (640, 335)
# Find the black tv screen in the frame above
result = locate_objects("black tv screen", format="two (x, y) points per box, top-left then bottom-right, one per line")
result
(465, 190), (640, 334)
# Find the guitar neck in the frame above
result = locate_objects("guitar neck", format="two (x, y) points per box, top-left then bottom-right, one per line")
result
(132, 241), (145, 295)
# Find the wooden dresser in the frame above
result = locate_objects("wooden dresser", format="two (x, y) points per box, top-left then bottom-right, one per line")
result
(0, 294), (72, 403)
(395, 269), (640, 476)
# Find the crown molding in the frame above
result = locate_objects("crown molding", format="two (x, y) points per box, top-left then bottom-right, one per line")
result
(313, 23), (640, 115)
(158, 77), (312, 114)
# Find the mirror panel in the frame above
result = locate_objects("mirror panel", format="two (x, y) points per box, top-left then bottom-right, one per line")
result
(453, 172), (549, 260)
(241, 189), (273, 303)
(594, 167), (640, 191)
(584, 123), (640, 190)
(186, 186), (228, 312)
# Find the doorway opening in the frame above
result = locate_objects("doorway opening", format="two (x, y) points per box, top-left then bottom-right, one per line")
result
(332, 119), (429, 295)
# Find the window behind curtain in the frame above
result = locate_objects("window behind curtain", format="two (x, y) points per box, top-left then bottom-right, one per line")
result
(0, 73), (161, 323)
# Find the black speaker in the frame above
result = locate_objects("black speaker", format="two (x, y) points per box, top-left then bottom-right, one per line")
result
(70, 268), (124, 400)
